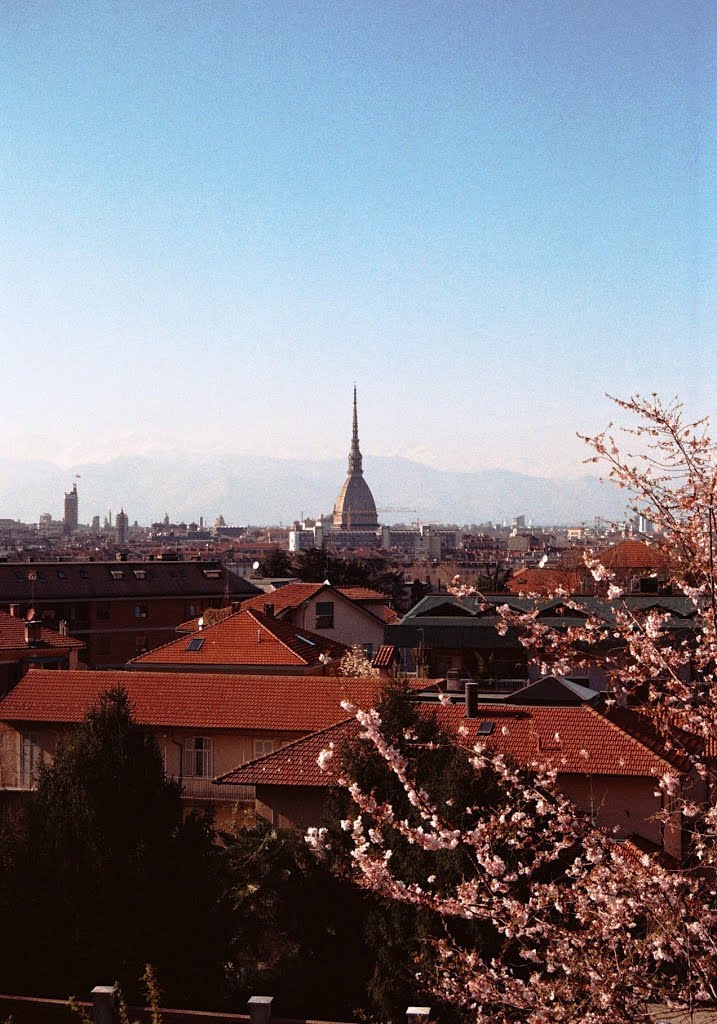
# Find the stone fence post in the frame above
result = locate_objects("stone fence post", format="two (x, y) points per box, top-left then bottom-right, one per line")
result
(406, 1006), (431, 1024)
(91, 986), (116, 1024)
(248, 995), (274, 1024)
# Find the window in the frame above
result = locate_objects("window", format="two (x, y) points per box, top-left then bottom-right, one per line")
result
(57, 569), (67, 581)
(134, 603), (148, 620)
(183, 736), (213, 778)
(186, 637), (204, 652)
(95, 637), (111, 656)
(188, 604), (198, 617)
(135, 635), (148, 655)
(362, 642), (374, 660)
(96, 602), (111, 621)
(202, 569), (222, 579)
(315, 601), (334, 629)
(110, 569), (124, 581)
(477, 721), (494, 736)
(253, 738), (275, 759)
(133, 569), (146, 580)
(20, 732), (41, 788)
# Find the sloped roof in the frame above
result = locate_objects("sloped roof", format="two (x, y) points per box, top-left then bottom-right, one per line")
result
(509, 675), (599, 705)
(217, 718), (358, 786)
(597, 539), (668, 570)
(221, 697), (689, 787)
(0, 612), (84, 652)
(129, 607), (348, 669)
(0, 669), (390, 733)
(241, 581), (392, 624)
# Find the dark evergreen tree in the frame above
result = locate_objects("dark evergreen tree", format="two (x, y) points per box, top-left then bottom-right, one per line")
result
(256, 547), (295, 578)
(224, 823), (372, 1019)
(2, 689), (229, 1007)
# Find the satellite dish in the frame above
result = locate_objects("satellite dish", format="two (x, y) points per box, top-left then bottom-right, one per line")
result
(252, 561), (260, 570)
(538, 555), (548, 568)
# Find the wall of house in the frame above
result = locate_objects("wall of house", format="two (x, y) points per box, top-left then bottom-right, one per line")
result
(558, 773), (670, 851)
(289, 596), (385, 652)
(255, 785), (326, 829)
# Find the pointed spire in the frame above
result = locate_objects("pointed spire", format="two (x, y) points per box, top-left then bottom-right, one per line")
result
(348, 384), (363, 475)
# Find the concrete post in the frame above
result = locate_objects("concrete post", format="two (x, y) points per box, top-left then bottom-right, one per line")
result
(406, 1006), (431, 1024)
(91, 986), (115, 1024)
(248, 995), (274, 1024)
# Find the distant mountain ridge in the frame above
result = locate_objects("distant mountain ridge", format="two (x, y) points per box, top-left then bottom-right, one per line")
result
(0, 453), (626, 527)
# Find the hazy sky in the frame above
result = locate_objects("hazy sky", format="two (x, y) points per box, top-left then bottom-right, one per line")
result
(3, 1), (715, 477)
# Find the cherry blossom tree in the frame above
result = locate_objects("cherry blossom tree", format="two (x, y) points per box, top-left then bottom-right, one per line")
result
(308, 396), (717, 1024)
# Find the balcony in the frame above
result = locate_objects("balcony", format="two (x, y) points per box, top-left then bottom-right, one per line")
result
(174, 775), (254, 803)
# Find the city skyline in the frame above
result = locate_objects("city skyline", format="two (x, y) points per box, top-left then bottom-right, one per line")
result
(3, 2), (715, 477)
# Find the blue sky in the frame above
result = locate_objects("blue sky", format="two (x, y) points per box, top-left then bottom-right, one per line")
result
(3, 0), (715, 476)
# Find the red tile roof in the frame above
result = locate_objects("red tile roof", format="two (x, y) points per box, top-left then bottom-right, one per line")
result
(372, 644), (399, 669)
(338, 587), (391, 602)
(218, 718), (358, 786)
(507, 568), (584, 596)
(240, 582), (393, 624)
(240, 582), (328, 615)
(222, 699), (684, 787)
(129, 607), (348, 669)
(596, 539), (668, 570)
(0, 612), (84, 652)
(0, 669), (391, 733)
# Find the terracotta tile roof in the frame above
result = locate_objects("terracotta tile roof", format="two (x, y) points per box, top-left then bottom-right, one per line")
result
(0, 669), (390, 733)
(0, 611), (83, 652)
(129, 607), (348, 669)
(596, 539), (668, 570)
(240, 582), (392, 624)
(240, 583), (326, 615)
(222, 699), (685, 787)
(338, 587), (391, 602)
(217, 718), (359, 786)
(507, 568), (585, 596)
(372, 644), (399, 669)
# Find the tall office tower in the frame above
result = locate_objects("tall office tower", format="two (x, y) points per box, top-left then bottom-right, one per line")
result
(63, 482), (79, 535)
(115, 508), (129, 546)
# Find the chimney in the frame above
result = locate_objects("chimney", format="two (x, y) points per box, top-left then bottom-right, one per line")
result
(9, 604), (18, 617)
(25, 620), (43, 646)
(465, 680), (479, 719)
(264, 603), (275, 618)
(446, 668), (462, 693)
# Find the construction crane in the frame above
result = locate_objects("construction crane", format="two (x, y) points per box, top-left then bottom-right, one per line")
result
(377, 507), (418, 514)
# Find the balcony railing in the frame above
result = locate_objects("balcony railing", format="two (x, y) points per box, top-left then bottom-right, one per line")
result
(174, 776), (254, 803)
(0, 770), (254, 803)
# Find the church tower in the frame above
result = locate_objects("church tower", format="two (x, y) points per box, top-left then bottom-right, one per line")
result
(332, 386), (379, 530)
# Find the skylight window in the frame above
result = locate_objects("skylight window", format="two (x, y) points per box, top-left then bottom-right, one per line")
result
(477, 721), (494, 735)
(110, 570), (124, 580)
(202, 569), (222, 579)
(133, 569), (146, 580)
(186, 637), (205, 652)
(295, 635), (316, 646)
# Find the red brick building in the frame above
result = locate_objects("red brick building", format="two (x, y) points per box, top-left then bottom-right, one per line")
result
(0, 560), (258, 668)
